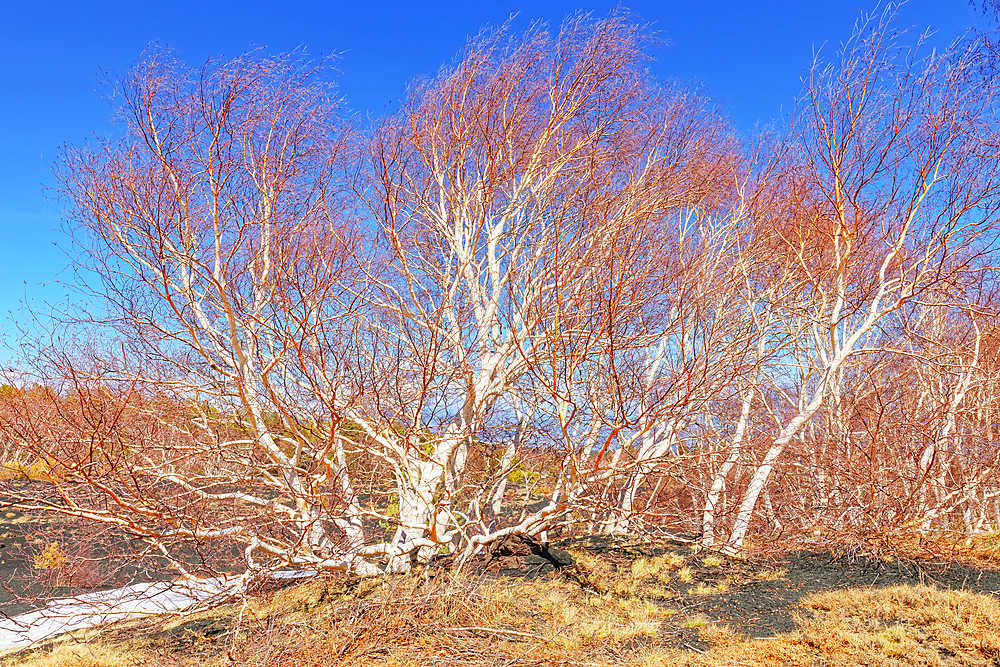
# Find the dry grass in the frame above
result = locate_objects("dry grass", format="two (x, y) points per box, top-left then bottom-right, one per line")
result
(796, 585), (1000, 666)
(756, 567), (787, 581)
(0, 459), (53, 483)
(700, 555), (724, 568)
(217, 569), (675, 666)
(630, 553), (685, 580)
(656, 584), (1000, 667)
(5, 550), (1000, 667)
(963, 531), (1000, 564)
(3, 644), (148, 667)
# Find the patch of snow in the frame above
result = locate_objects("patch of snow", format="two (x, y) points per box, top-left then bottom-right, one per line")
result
(0, 572), (314, 652)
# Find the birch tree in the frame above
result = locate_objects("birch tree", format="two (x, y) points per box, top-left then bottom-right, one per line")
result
(365, 12), (734, 561)
(24, 48), (392, 577)
(725, 11), (1000, 552)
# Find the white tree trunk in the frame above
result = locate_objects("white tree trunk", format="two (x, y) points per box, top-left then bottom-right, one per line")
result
(725, 390), (827, 553)
(702, 390), (753, 546)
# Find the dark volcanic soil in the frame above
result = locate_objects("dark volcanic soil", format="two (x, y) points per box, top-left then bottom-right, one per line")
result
(698, 551), (1000, 637)
(0, 482), (185, 618)
(0, 505), (36, 616)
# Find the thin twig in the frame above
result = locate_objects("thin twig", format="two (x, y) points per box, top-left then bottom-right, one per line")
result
(448, 625), (554, 643)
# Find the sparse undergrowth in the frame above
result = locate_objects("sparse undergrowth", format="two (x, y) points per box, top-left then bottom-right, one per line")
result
(4, 539), (1000, 666)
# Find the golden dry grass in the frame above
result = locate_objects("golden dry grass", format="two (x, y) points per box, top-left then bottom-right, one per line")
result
(0, 459), (53, 483)
(3, 644), (148, 667)
(4, 554), (1000, 667)
(653, 584), (1000, 667)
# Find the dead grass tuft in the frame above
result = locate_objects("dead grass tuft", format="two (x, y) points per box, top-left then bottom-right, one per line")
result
(756, 567), (787, 581)
(630, 553), (685, 581)
(700, 555), (724, 568)
(0, 459), (54, 483)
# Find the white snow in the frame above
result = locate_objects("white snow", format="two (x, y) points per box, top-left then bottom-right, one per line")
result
(0, 571), (316, 652)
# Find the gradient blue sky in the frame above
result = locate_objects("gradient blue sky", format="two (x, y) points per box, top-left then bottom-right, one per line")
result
(0, 0), (987, 360)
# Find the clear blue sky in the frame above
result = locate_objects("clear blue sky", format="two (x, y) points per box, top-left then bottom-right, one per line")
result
(0, 0), (986, 362)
